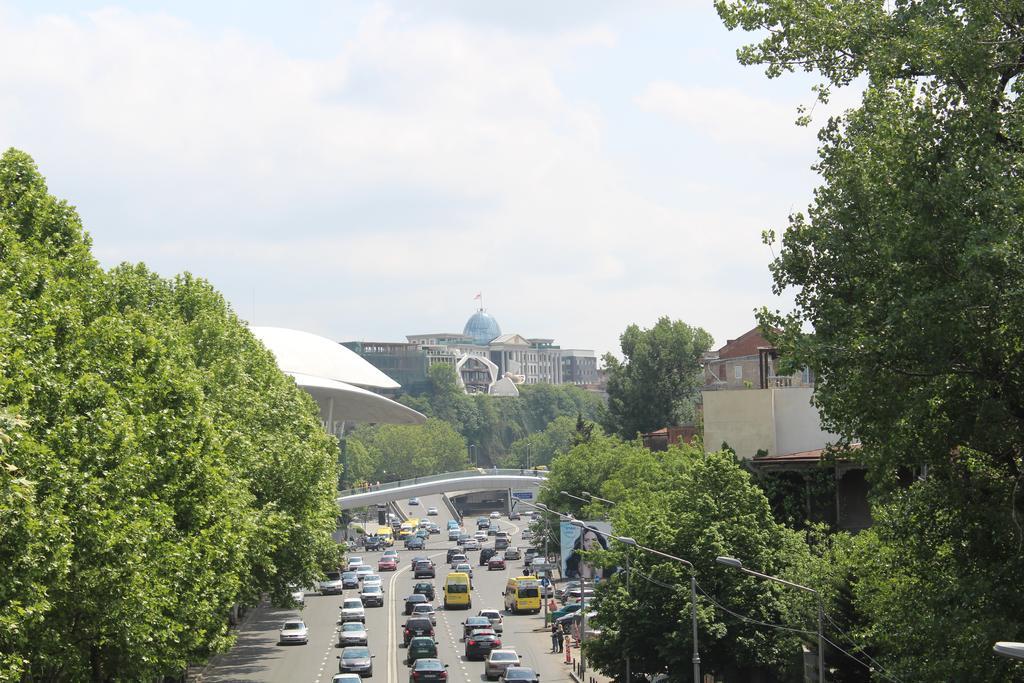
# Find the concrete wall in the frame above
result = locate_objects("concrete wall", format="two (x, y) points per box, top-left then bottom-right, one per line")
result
(772, 387), (838, 455)
(702, 387), (838, 459)
(702, 389), (776, 459)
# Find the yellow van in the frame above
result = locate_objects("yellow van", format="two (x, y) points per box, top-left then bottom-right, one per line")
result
(375, 526), (395, 547)
(503, 576), (541, 614)
(444, 572), (472, 610)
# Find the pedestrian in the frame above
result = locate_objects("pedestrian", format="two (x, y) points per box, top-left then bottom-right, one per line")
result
(550, 623), (560, 652)
(557, 627), (564, 652)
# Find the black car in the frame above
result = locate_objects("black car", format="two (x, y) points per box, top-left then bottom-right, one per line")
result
(413, 581), (435, 601)
(462, 616), (492, 639)
(363, 535), (385, 551)
(406, 536), (426, 550)
(409, 658), (448, 683)
(464, 628), (502, 660)
(404, 593), (429, 615)
(337, 646), (374, 678)
(476, 517), (490, 530)
(500, 667), (540, 683)
(446, 548), (463, 563)
(494, 537), (509, 550)
(403, 617), (435, 646)
(479, 548), (497, 566)
(413, 559), (435, 579)
(341, 571), (360, 589)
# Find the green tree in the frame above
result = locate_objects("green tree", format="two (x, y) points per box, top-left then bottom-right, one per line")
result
(715, 1), (1024, 678)
(602, 317), (713, 438)
(348, 418), (469, 482)
(503, 415), (598, 468)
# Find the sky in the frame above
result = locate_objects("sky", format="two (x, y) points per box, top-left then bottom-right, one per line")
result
(0, 1), (857, 358)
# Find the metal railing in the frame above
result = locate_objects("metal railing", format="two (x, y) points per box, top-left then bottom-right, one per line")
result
(337, 468), (548, 498)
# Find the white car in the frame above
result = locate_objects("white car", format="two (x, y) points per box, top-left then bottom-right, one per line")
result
(359, 584), (384, 607)
(485, 649), (521, 681)
(319, 571), (345, 595)
(473, 531), (488, 542)
(464, 538), (481, 551)
(427, 507), (439, 516)
(362, 574), (383, 588)
(356, 565), (374, 580)
(339, 597), (366, 623)
(455, 562), (474, 579)
(411, 602), (437, 625)
(289, 586), (306, 607)
(490, 511), (501, 519)
(346, 556), (364, 571)
(333, 675), (363, 683)
(279, 619), (309, 645)
(478, 608), (503, 634)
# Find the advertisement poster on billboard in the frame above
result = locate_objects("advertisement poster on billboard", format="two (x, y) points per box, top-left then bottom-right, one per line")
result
(560, 520), (614, 580)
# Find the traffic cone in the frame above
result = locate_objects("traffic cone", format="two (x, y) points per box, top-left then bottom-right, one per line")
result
(564, 636), (571, 664)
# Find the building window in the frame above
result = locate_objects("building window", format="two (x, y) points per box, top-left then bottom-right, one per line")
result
(734, 365), (742, 380)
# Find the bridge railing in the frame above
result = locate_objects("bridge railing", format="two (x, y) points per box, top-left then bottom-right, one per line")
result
(338, 468), (547, 498)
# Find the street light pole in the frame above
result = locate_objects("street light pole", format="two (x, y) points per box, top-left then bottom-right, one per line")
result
(581, 491), (616, 506)
(717, 555), (824, 682)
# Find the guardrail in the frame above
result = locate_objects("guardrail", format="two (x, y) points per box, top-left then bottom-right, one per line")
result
(337, 468), (548, 498)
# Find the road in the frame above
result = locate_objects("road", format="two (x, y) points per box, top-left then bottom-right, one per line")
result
(203, 493), (574, 683)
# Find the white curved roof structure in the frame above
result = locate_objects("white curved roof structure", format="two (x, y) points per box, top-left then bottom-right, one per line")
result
(289, 373), (424, 425)
(251, 326), (424, 426)
(251, 326), (399, 389)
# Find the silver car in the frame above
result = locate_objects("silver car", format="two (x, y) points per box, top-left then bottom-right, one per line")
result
(338, 621), (369, 646)
(279, 619), (309, 645)
(411, 602), (437, 625)
(339, 597), (366, 623)
(485, 649), (521, 680)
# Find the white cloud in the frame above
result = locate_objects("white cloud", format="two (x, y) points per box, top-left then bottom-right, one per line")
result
(0, 4), (803, 356)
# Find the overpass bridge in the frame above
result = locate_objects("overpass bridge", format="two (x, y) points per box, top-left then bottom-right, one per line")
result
(335, 468), (548, 510)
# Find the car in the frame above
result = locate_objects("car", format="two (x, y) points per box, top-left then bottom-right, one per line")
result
(413, 581), (436, 601)
(507, 510), (521, 520)
(464, 628), (502, 660)
(332, 674), (363, 683)
(346, 556), (364, 571)
(447, 548), (465, 563)
(494, 537), (510, 551)
(383, 548), (400, 562)
(363, 535), (385, 551)
(341, 571), (360, 589)
(457, 533), (471, 546)
(405, 593), (430, 614)
(563, 588), (596, 605)
(464, 538), (481, 551)
(427, 507), (439, 516)
(289, 585), (306, 607)
(521, 529), (533, 540)
(414, 559), (436, 579)
(487, 526), (499, 537)
(359, 584), (384, 607)
(454, 562), (474, 579)
(338, 621), (369, 646)
(362, 574), (382, 588)
(485, 650), (521, 681)
(409, 658), (449, 683)
(405, 536), (426, 550)
(409, 497), (420, 505)
(500, 667), (540, 683)
(503, 548), (521, 561)
(416, 528), (430, 538)
(378, 556), (398, 571)
(462, 615), (492, 639)
(473, 530), (488, 542)
(337, 646), (374, 677)
(449, 554), (468, 569)
(356, 565), (374, 580)
(478, 608), (504, 633)
(476, 517), (490, 529)
(490, 511), (501, 519)
(488, 556), (506, 571)
(427, 523), (441, 534)
(339, 597), (366, 623)
(480, 548), (498, 565)
(405, 635), (438, 666)
(448, 529), (462, 541)
(523, 549), (540, 565)
(279, 619), (308, 645)
(551, 602), (582, 621)
(320, 571), (344, 595)
(403, 617), (435, 645)
(411, 602), (437, 624)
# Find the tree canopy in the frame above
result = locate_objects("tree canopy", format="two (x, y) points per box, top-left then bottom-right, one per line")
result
(0, 149), (340, 680)
(602, 317), (713, 438)
(346, 418), (469, 483)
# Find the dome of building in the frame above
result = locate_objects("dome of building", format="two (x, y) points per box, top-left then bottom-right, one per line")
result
(463, 310), (501, 345)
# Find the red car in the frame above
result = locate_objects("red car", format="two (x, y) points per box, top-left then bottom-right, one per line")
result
(378, 557), (398, 571)
(487, 556), (506, 571)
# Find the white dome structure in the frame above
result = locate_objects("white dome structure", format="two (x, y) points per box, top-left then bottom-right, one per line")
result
(251, 326), (424, 428)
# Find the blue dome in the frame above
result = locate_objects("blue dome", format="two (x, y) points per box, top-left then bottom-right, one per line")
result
(463, 310), (501, 345)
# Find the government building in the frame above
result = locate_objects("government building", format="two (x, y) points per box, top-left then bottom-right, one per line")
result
(343, 308), (598, 396)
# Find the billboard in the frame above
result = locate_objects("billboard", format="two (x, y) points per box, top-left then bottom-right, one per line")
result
(560, 520), (614, 580)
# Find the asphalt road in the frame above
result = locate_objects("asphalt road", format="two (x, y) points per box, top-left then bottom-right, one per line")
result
(203, 493), (575, 683)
